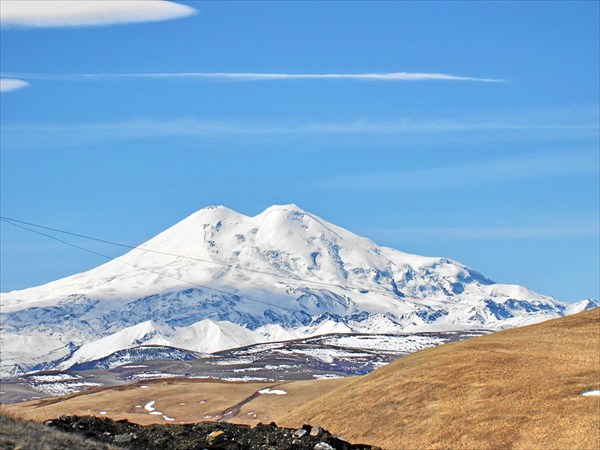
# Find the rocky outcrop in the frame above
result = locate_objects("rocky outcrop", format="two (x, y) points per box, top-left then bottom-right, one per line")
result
(45, 415), (377, 450)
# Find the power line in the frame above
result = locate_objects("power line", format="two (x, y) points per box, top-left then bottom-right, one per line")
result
(1, 218), (300, 313)
(1, 215), (405, 302)
(0, 215), (369, 294)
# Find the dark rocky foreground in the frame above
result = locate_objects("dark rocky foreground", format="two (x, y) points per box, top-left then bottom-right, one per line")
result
(45, 415), (378, 450)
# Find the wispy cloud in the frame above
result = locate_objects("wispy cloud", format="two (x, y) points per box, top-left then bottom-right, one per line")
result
(3, 114), (597, 141)
(104, 71), (503, 82)
(0, 1), (197, 28)
(318, 149), (599, 191)
(0, 78), (29, 92)
(2, 71), (503, 83)
(366, 224), (600, 242)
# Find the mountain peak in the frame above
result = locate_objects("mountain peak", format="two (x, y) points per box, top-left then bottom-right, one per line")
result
(258, 203), (306, 216)
(266, 203), (303, 211)
(183, 204), (312, 224)
(196, 204), (238, 216)
(1, 203), (583, 376)
(195, 204), (306, 218)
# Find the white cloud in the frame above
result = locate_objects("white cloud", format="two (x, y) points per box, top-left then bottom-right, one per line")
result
(0, 78), (29, 92)
(117, 72), (503, 82)
(2, 115), (597, 145)
(367, 225), (600, 242)
(0, 1), (196, 28)
(3, 71), (502, 82)
(319, 150), (599, 191)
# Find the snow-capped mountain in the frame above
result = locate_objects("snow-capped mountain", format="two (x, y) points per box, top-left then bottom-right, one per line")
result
(1, 204), (596, 376)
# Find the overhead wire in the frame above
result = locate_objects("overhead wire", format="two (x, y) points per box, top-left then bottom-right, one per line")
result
(0, 215), (347, 289)
(1, 217), (300, 313)
(1, 215), (405, 303)
(0, 215), (382, 292)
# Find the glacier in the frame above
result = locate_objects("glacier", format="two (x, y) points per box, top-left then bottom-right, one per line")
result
(1, 204), (597, 377)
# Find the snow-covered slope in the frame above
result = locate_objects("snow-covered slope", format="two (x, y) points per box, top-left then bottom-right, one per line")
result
(55, 319), (264, 369)
(1, 204), (597, 376)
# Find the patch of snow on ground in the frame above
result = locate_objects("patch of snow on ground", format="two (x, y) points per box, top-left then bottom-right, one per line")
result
(207, 358), (255, 365)
(189, 375), (273, 382)
(122, 365), (148, 369)
(459, 331), (489, 337)
(313, 374), (344, 379)
(218, 376), (274, 382)
(258, 388), (287, 395)
(26, 381), (102, 396)
(232, 367), (263, 373)
(27, 374), (81, 382)
(264, 364), (297, 370)
(162, 415), (175, 421)
(371, 361), (389, 369)
(581, 390), (600, 396)
(144, 401), (156, 412)
(232, 343), (285, 355)
(144, 400), (165, 416)
(276, 347), (370, 363)
(323, 335), (446, 353)
(232, 363), (299, 373)
(127, 372), (176, 380)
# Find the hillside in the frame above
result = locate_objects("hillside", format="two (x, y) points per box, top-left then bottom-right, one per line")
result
(0, 377), (351, 426)
(3, 310), (597, 448)
(0, 413), (113, 450)
(281, 308), (600, 449)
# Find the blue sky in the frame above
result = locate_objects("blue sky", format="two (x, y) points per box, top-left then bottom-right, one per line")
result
(1, 1), (598, 301)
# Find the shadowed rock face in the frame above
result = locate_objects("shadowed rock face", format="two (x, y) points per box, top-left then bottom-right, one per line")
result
(45, 415), (376, 450)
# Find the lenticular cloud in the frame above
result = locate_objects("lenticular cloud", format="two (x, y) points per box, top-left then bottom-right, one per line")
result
(0, 78), (29, 92)
(0, 1), (197, 28)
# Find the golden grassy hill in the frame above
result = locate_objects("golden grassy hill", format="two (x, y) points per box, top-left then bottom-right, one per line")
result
(281, 308), (600, 449)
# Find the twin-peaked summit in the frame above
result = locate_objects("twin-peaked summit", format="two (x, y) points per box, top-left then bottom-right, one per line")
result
(1, 204), (596, 376)
(1, 203), (482, 309)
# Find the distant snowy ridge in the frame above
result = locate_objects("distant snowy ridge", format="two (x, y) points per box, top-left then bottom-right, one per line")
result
(1, 204), (597, 376)
(55, 318), (355, 370)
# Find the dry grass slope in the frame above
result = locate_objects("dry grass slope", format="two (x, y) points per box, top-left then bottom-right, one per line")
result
(0, 377), (351, 426)
(0, 412), (117, 450)
(281, 308), (600, 449)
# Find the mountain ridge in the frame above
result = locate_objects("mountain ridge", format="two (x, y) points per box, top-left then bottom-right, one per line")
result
(1, 204), (596, 376)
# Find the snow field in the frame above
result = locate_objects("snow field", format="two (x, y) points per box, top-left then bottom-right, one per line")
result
(2, 204), (595, 377)
(258, 388), (287, 395)
(143, 399), (177, 421)
(581, 390), (600, 396)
